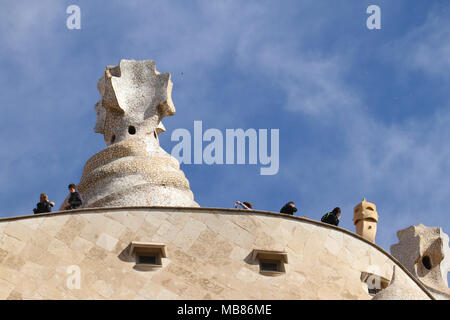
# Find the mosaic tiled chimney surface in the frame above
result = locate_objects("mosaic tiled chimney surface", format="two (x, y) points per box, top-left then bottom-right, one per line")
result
(76, 60), (198, 208)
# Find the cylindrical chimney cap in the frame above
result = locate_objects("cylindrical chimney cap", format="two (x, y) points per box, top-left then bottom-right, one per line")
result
(353, 198), (379, 224)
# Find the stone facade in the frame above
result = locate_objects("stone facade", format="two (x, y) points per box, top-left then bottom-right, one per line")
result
(0, 207), (433, 300)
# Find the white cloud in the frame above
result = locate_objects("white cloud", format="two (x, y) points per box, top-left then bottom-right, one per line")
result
(119, 0), (359, 122)
(0, 1), (66, 75)
(235, 39), (359, 116)
(388, 6), (450, 77)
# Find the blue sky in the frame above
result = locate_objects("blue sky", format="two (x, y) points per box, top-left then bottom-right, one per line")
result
(0, 0), (449, 272)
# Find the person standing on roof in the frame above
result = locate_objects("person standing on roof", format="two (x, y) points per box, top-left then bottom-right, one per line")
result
(321, 207), (341, 226)
(33, 193), (55, 214)
(63, 184), (83, 210)
(280, 201), (298, 215)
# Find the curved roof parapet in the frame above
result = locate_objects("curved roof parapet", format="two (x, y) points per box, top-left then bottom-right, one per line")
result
(0, 206), (436, 300)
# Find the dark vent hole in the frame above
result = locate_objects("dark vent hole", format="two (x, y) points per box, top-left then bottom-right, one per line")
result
(138, 255), (157, 265)
(128, 126), (136, 135)
(422, 256), (432, 270)
(260, 262), (279, 272)
(368, 288), (381, 295)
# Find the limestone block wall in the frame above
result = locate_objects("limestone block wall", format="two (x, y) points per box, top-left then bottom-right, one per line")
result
(0, 207), (433, 300)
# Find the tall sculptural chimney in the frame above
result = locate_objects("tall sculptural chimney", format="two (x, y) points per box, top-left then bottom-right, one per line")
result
(353, 198), (379, 243)
(73, 59), (199, 209)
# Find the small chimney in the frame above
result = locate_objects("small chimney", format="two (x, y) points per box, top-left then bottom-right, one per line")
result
(353, 198), (379, 243)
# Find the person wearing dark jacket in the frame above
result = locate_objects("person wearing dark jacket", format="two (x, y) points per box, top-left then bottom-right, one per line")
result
(64, 184), (83, 210)
(321, 207), (341, 226)
(33, 193), (55, 214)
(280, 202), (298, 215)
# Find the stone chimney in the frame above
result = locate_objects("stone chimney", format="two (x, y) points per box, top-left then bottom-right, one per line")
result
(74, 59), (199, 209)
(391, 224), (450, 297)
(353, 198), (379, 243)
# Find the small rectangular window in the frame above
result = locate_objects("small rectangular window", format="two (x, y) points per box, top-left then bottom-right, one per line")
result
(129, 242), (166, 270)
(368, 288), (380, 295)
(251, 249), (288, 276)
(360, 271), (390, 296)
(260, 261), (280, 272)
(138, 254), (157, 265)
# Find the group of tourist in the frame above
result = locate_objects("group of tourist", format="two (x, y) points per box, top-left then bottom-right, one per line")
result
(234, 200), (342, 227)
(32, 184), (82, 214)
(32, 186), (341, 227)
